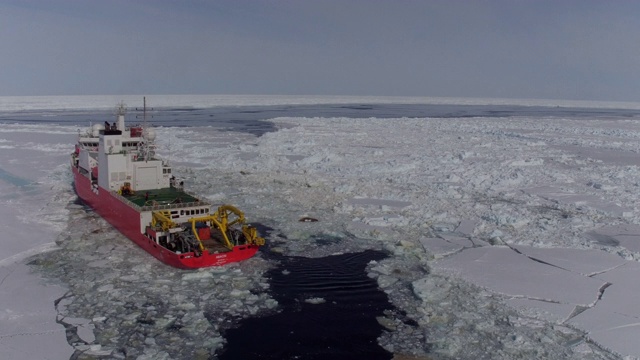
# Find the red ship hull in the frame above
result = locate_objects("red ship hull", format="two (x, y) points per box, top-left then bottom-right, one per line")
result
(72, 167), (259, 269)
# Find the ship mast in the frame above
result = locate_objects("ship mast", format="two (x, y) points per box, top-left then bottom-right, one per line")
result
(137, 96), (153, 129)
(116, 101), (126, 131)
(143, 96), (147, 129)
(137, 97), (156, 162)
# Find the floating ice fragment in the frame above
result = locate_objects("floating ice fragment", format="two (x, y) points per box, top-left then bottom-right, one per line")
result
(522, 186), (631, 217)
(264, 299), (278, 309)
(207, 336), (225, 352)
(136, 349), (171, 360)
(434, 247), (607, 306)
(377, 275), (398, 288)
(587, 224), (640, 253)
(304, 297), (326, 304)
(87, 259), (111, 268)
(178, 302), (196, 310)
(568, 307), (640, 358)
(512, 245), (627, 276)
(419, 237), (463, 258)
(61, 317), (95, 343)
(182, 271), (214, 281)
(154, 316), (176, 329)
(431, 222), (453, 232)
(412, 277), (447, 302)
(348, 221), (392, 234)
(376, 316), (397, 330)
(438, 234), (474, 248)
(97, 284), (114, 292)
(84, 346), (113, 357)
(505, 298), (576, 323)
(77, 323), (96, 343)
(370, 263), (393, 276)
(230, 289), (250, 298)
(454, 220), (477, 236)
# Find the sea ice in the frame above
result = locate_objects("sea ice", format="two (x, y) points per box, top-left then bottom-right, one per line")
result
(587, 224), (640, 253)
(419, 237), (464, 258)
(512, 245), (627, 276)
(6, 97), (640, 359)
(434, 247), (606, 306)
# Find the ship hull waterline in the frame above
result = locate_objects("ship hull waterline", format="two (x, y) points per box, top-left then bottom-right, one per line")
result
(72, 166), (259, 269)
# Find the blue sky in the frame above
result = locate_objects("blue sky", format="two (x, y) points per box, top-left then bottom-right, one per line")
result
(1, 0), (639, 101)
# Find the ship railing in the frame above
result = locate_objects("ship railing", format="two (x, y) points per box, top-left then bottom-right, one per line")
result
(140, 201), (210, 212)
(112, 191), (144, 211)
(112, 190), (210, 212)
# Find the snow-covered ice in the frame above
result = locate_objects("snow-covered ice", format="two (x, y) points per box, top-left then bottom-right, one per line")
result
(3, 95), (640, 359)
(0, 123), (77, 359)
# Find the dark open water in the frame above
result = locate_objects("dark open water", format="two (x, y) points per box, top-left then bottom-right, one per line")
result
(219, 250), (392, 360)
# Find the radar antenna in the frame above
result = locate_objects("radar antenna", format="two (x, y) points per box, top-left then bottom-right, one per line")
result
(135, 97), (156, 162)
(116, 101), (127, 116)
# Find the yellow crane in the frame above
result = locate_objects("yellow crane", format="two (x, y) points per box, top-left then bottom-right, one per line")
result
(188, 205), (265, 250)
(152, 205), (264, 253)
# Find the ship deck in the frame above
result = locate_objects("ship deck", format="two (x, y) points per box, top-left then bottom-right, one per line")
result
(124, 187), (202, 207)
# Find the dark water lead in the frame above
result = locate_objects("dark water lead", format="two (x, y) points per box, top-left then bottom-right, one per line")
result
(218, 250), (393, 360)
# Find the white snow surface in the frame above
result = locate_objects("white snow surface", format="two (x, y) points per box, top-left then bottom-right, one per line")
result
(3, 96), (640, 359)
(0, 124), (77, 359)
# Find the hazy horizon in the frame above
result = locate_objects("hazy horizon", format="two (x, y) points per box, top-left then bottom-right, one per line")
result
(4, 93), (640, 114)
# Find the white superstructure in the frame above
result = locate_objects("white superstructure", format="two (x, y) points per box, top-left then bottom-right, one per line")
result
(75, 104), (173, 194)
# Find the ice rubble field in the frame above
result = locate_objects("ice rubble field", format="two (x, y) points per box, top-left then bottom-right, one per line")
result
(157, 114), (640, 359)
(4, 99), (640, 359)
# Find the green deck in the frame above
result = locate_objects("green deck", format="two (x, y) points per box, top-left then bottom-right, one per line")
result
(124, 187), (202, 207)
